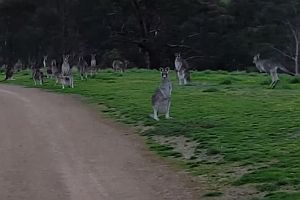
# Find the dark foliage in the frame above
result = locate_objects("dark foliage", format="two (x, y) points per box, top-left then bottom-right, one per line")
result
(0, 0), (298, 70)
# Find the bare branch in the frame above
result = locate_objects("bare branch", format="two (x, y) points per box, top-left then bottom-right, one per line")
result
(180, 33), (202, 44)
(283, 20), (299, 45)
(262, 43), (296, 60)
(167, 44), (194, 49)
(186, 33), (202, 38)
(271, 46), (296, 60)
(185, 56), (205, 61)
(166, 43), (202, 54)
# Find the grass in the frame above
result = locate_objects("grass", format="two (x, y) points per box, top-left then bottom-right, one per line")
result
(2, 69), (300, 200)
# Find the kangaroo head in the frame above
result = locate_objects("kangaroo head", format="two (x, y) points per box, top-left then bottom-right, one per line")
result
(51, 59), (57, 66)
(175, 53), (181, 60)
(124, 60), (129, 67)
(160, 67), (169, 79)
(63, 55), (69, 63)
(253, 53), (260, 63)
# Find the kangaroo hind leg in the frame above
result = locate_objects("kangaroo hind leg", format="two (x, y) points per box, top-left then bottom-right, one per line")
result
(165, 101), (172, 119)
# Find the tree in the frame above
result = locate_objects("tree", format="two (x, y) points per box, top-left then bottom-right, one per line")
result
(0, 0), (299, 71)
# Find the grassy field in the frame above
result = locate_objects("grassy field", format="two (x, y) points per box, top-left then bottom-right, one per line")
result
(2, 69), (300, 200)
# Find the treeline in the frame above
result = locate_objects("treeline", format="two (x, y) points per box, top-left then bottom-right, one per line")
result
(0, 0), (299, 72)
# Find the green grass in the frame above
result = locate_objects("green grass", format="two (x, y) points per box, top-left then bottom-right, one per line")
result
(2, 69), (300, 200)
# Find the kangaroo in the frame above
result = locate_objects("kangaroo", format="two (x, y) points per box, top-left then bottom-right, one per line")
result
(42, 56), (48, 76)
(62, 55), (71, 76)
(43, 55), (48, 68)
(0, 64), (14, 82)
(90, 54), (97, 76)
(112, 60), (128, 73)
(51, 59), (59, 78)
(78, 56), (88, 80)
(44, 55), (54, 78)
(174, 53), (191, 85)
(14, 59), (23, 72)
(32, 68), (44, 86)
(56, 74), (74, 89)
(59, 55), (74, 89)
(253, 54), (295, 89)
(150, 67), (172, 121)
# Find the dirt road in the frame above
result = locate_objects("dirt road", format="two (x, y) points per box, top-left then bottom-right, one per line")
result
(0, 85), (199, 200)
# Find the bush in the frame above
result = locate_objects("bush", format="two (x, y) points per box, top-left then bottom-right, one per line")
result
(289, 77), (300, 84)
(100, 49), (122, 69)
(246, 66), (258, 73)
(203, 88), (219, 92)
(220, 79), (232, 85)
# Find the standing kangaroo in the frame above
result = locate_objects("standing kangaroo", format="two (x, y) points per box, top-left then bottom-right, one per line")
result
(43, 55), (48, 68)
(174, 53), (191, 85)
(30, 60), (44, 85)
(78, 56), (88, 80)
(90, 54), (97, 76)
(150, 68), (172, 121)
(253, 54), (295, 89)
(51, 59), (59, 81)
(62, 55), (71, 76)
(14, 59), (23, 72)
(60, 55), (74, 88)
(32, 68), (44, 86)
(43, 55), (53, 78)
(43, 56), (48, 75)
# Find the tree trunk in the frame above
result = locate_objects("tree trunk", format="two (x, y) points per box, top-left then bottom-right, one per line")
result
(148, 49), (161, 69)
(296, 42), (299, 75)
(138, 41), (161, 69)
(144, 51), (150, 69)
(296, 58), (299, 75)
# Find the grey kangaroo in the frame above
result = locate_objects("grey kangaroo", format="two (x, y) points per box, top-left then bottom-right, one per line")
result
(112, 60), (129, 73)
(56, 74), (73, 89)
(43, 55), (53, 78)
(30, 60), (44, 85)
(174, 53), (191, 85)
(51, 59), (59, 80)
(253, 54), (295, 89)
(0, 64), (14, 82)
(150, 67), (172, 121)
(78, 56), (88, 80)
(60, 55), (74, 89)
(90, 54), (97, 76)
(14, 59), (23, 72)
(62, 55), (71, 76)
(32, 68), (44, 86)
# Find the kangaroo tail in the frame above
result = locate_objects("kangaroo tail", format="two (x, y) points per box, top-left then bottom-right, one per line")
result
(186, 70), (191, 82)
(280, 67), (295, 76)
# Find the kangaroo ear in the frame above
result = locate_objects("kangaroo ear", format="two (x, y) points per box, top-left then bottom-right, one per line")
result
(165, 67), (170, 72)
(160, 67), (163, 72)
